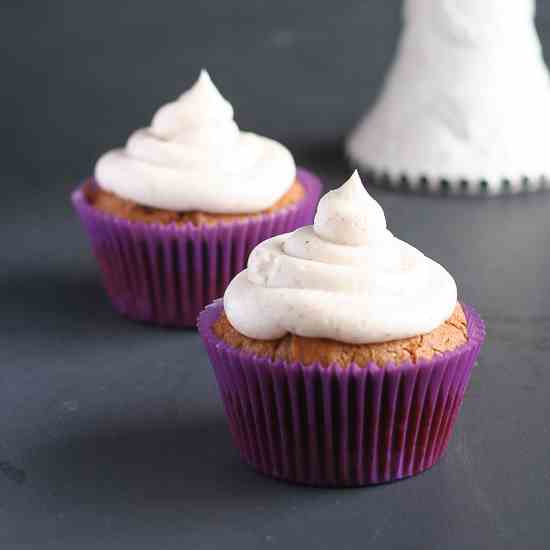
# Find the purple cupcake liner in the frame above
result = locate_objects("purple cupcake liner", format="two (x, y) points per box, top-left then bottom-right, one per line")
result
(198, 301), (486, 487)
(72, 168), (321, 328)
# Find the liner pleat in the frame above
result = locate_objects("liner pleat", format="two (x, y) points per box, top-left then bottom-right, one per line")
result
(198, 301), (485, 487)
(72, 168), (321, 327)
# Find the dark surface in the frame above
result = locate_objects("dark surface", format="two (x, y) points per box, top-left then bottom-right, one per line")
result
(2, 1), (550, 549)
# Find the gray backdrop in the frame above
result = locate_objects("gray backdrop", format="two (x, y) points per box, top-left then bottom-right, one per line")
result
(2, 2), (550, 549)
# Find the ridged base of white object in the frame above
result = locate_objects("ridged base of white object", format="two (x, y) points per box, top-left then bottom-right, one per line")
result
(350, 164), (550, 197)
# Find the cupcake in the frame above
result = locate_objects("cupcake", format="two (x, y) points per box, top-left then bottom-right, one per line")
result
(72, 70), (321, 327)
(199, 171), (485, 486)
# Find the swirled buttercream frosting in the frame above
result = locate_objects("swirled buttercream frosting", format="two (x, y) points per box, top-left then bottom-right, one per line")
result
(224, 171), (457, 343)
(95, 70), (296, 212)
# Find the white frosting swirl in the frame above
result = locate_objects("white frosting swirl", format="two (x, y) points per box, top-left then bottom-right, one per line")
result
(224, 171), (457, 344)
(95, 70), (296, 212)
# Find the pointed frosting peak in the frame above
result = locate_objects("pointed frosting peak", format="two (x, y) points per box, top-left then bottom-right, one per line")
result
(335, 170), (367, 199)
(197, 68), (213, 85)
(314, 171), (386, 246)
(186, 69), (231, 110)
(151, 69), (233, 139)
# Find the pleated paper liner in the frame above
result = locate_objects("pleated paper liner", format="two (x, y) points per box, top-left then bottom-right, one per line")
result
(198, 301), (485, 487)
(72, 168), (322, 328)
(358, 166), (549, 197)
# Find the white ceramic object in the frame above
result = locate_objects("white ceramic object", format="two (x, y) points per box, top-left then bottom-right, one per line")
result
(347, 0), (550, 194)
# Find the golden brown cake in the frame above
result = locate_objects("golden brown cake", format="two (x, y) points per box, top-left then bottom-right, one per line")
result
(213, 303), (468, 368)
(199, 171), (485, 487)
(84, 179), (305, 227)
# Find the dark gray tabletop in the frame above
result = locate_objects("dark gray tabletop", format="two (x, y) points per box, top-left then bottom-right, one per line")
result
(2, 2), (550, 549)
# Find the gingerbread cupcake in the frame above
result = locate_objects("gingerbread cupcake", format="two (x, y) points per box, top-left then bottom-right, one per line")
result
(72, 70), (321, 327)
(199, 171), (485, 486)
